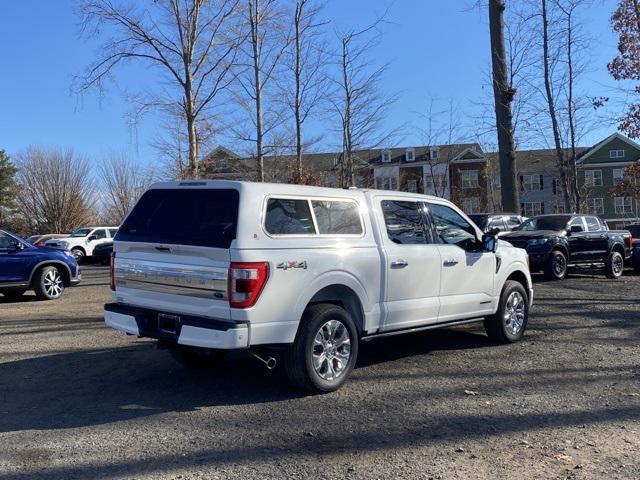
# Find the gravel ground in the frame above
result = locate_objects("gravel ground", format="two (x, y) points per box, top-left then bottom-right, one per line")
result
(0, 265), (639, 480)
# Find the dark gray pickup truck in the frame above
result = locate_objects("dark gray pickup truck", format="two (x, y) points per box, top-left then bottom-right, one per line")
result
(501, 214), (633, 280)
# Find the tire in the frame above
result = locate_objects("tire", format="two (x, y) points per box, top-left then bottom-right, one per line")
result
(1, 288), (27, 300)
(168, 345), (227, 369)
(284, 303), (359, 393)
(33, 266), (65, 300)
(484, 280), (529, 344)
(544, 250), (567, 280)
(605, 251), (624, 279)
(71, 248), (85, 264)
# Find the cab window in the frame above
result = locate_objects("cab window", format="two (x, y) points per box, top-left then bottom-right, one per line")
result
(585, 217), (602, 232)
(92, 229), (107, 240)
(381, 200), (428, 245)
(108, 228), (118, 238)
(569, 217), (584, 232)
(428, 203), (477, 247)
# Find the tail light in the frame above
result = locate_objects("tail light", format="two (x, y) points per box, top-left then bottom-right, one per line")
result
(627, 234), (633, 251)
(110, 252), (116, 291)
(228, 262), (269, 308)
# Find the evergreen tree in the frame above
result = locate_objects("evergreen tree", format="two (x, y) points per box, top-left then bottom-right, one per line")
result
(0, 150), (17, 225)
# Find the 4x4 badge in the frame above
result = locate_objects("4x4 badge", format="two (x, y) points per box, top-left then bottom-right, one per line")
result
(277, 260), (308, 270)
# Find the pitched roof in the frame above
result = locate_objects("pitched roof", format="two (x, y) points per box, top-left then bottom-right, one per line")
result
(486, 147), (590, 174)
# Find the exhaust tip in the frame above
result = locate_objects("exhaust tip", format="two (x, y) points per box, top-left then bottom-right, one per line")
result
(265, 357), (277, 370)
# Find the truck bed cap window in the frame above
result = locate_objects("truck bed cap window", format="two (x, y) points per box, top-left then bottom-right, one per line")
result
(116, 188), (239, 248)
(264, 198), (363, 236)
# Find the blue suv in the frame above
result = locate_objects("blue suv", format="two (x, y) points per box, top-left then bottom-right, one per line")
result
(0, 228), (81, 300)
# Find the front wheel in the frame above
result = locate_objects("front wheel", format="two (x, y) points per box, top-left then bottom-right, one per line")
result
(71, 248), (85, 264)
(33, 266), (65, 300)
(544, 250), (567, 280)
(605, 251), (624, 279)
(484, 280), (529, 344)
(284, 304), (359, 393)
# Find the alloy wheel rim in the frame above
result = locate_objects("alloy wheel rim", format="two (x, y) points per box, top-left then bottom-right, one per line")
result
(312, 319), (351, 381)
(43, 269), (63, 297)
(503, 291), (525, 336)
(73, 250), (83, 260)
(613, 255), (623, 275)
(554, 254), (566, 276)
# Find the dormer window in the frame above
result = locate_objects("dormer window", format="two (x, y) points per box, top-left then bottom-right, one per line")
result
(609, 149), (625, 159)
(405, 148), (415, 162)
(381, 149), (392, 163)
(429, 147), (439, 160)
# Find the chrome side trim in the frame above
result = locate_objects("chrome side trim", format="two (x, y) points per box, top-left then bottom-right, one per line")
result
(116, 259), (228, 300)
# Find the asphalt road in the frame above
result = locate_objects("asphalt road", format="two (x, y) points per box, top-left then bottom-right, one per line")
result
(0, 265), (639, 480)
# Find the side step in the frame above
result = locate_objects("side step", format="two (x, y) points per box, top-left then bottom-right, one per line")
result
(361, 317), (484, 342)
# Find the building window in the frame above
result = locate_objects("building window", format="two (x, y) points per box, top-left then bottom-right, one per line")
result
(461, 170), (479, 189)
(493, 175), (501, 188)
(521, 174), (543, 192)
(615, 196), (633, 214)
(613, 168), (625, 184)
(463, 197), (480, 213)
(376, 176), (399, 191)
(609, 149), (625, 159)
(522, 201), (544, 217)
(584, 169), (603, 187)
(429, 148), (439, 160)
(553, 178), (561, 195)
(405, 148), (415, 162)
(381, 149), (392, 163)
(407, 179), (418, 193)
(586, 198), (604, 215)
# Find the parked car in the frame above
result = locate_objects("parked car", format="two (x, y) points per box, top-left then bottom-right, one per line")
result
(468, 213), (525, 234)
(44, 226), (118, 263)
(105, 181), (533, 393)
(626, 224), (640, 272)
(92, 241), (113, 265)
(25, 233), (67, 247)
(0, 228), (81, 300)
(502, 214), (633, 280)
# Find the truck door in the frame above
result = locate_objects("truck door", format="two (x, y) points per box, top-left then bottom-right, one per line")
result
(427, 202), (496, 321)
(567, 217), (589, 263)
(0, 232), (29, 283)
(375, 197), (442, 331)
(585, 216), (609, 262)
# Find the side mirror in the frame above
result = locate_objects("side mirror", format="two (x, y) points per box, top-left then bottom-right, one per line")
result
(570, 225), (583, 234)
(88, 235), (97, 242)
(482, 233), (498, 253)
(14, 242), (25, 251)
(488, 227), (501, 235)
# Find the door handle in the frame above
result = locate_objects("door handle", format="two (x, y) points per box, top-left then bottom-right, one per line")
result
(443, 258), (459, 266)
(391, 259), (408, 268)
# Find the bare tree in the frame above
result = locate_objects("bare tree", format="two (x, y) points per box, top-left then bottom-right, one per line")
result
(231, 0), (291, 181)
(284, 0), (330, 180)
(331, 16), (399, 188)
(489, 0), (520, 213)
(14, 148), (94, 234)
(97, 152), (156, 225)
(76, 0), (242, 179)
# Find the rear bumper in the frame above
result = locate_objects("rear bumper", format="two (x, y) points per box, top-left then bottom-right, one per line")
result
(104, 303), (249, 349)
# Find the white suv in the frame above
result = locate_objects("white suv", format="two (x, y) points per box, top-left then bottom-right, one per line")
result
(45, 226), (118, 262)
(105, 181), (533, 392)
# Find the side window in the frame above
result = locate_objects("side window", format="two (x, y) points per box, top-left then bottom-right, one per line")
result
(93, 229), (107, 240)
(264, 198), (316, 235)
(488, 218), (507, 231)
(311, 200), (363, 235)
(569, 217), (584, 231)
(0, 232), (19, 249)
(585, 216), (601, 232)
(429, 203), (477, 247)
(381, 200), (428, 245)
(108, 228), (118, 238)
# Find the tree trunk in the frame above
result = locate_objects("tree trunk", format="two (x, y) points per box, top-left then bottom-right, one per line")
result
(250, 0), (264, 182)
(542, 0), (571, 212)
(489, 0), (519, 213)
(341, 37), (353, 188)
(566, 7), (580, 212)
(294, 1), (303, 179)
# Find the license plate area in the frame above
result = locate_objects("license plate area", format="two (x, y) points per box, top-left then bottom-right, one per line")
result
(158, 313), (180, 334)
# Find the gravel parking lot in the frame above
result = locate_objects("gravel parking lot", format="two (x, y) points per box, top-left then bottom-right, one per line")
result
(0, 265), (639, 480)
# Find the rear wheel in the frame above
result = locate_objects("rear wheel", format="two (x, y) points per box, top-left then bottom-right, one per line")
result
(33, 266), (65, 300)
(284, 303), (359, 393)
(168, 345), (227, 369)
(484, 280), (529, 344)
(605, 251), (624, 279)
(544, 250), (567, 280)
(0, 288), (27, 300)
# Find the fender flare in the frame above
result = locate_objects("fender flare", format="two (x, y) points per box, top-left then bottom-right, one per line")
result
(28, 260), (73, 286)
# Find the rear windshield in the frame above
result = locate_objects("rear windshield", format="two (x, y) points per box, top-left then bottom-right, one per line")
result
(116, 188), (239, 248)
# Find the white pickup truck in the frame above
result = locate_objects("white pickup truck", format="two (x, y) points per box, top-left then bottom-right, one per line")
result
(45, 226), (118, 262)
(105, 181), (533, 392)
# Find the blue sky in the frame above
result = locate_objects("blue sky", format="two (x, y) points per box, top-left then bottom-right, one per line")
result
(0, 1), (622, 170)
